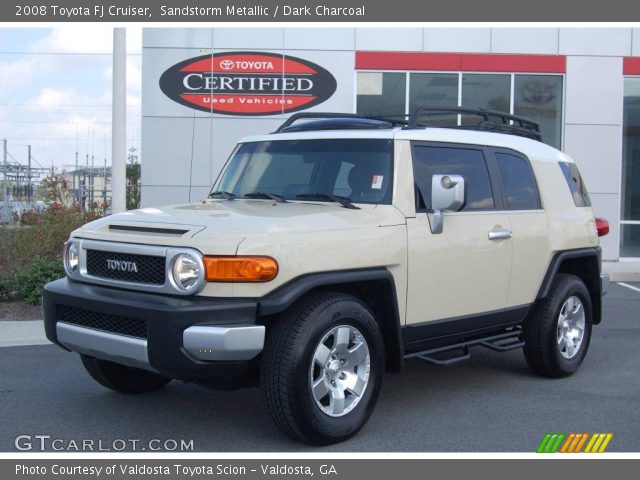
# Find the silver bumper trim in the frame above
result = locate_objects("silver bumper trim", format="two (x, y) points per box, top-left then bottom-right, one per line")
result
(56, 322), (155, 372)
(601, 273), (610, 296)
(183, 324), (265, 361)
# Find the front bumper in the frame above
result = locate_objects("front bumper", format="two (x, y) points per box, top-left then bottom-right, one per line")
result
(43, 278), (262, 386)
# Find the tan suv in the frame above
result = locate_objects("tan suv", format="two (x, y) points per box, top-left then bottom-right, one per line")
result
(44, 107), (609, 445)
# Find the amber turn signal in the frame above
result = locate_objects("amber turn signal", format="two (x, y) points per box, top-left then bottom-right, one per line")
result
(203, 256), (278, 282)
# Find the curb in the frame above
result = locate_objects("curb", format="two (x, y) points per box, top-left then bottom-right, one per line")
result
(603, 262), (640, 283)
(0, 321), (50, 347)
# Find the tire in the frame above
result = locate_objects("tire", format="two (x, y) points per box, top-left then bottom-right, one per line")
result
(523, 273), (593, 378)
(81, 355), (171, 394)
(261, 292), (384, 445)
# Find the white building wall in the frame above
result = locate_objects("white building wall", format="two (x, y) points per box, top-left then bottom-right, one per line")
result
(423, 28), (492, 53)
(142, 27), (637, 261)
(490, 28), (558, 54)
(563, 56), (624, 260)
(633, 29), (640, 56)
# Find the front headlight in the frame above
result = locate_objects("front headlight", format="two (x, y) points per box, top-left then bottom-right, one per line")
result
(171, 253), (202, 292)
(64, 242), (79, 275)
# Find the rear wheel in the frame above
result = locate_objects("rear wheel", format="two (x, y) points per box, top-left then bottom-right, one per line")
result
(523, 274), (593, 378)
(261, 292), (384, 445)
(81, 355), (171, 394)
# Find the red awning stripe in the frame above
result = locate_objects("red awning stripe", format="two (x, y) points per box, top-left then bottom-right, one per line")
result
(624, 57), (640, 75)
(355, 52), (566, 73)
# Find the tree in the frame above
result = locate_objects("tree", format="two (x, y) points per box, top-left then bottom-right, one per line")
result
(40, 174), (73, 205)
(126, 147), (140, 210)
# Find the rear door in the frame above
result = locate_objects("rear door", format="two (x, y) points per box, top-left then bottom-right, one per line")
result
(492, 149), (549, 308)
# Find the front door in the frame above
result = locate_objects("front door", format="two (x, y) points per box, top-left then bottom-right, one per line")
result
(405, 143), (513, 336)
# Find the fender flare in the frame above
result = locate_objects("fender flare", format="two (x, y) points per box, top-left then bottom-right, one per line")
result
(258, 268), (404, 371)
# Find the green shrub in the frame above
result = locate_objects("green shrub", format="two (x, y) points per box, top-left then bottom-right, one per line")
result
(0, 201), (106, 305)
(15, 258), (65, 305)
(0, 277), (15, 302)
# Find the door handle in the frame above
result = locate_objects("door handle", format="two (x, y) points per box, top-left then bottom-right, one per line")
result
(488, 230), (513, 240)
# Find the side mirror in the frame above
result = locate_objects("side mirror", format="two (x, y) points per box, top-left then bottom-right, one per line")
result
(428, 174), (465, 234)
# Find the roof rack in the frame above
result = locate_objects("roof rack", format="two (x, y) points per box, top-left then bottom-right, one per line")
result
(273, 106), (542, 141)
(407, 106), (542, 141)
(274, 112), (407, 133)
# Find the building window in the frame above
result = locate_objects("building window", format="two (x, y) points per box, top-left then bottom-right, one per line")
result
(356, 72), (405, 116)
(461, 74), (511, 116)
(409, 73), (458, 114)
(621, 77), (640, 257)
(356, 71), (563, 149)
(514, 75), (563, 151)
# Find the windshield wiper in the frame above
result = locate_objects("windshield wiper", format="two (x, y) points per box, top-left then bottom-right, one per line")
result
(295, 193), (359, 210)
(208, 191), (237, 200)
(242, 192), (288, 203)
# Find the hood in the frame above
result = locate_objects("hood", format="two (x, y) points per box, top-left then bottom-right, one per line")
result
(72, 199), (406, 253)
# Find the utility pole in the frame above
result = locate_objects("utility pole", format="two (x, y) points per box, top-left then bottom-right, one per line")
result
(27, 145), (32, 204)
(111, 28), (127, 213)
(103, 134), (108, 202)
(3, 139), (8, 222)
(90, 131), (95, 208)
(74, 124), (79, 203)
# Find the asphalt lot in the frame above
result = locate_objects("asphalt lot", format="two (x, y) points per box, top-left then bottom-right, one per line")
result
(1, 283), (639, 452)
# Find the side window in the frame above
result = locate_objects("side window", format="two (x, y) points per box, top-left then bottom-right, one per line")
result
(495, 152), (541, 210)
(412, 145), (495, 210)
(559, 162), (592, 207)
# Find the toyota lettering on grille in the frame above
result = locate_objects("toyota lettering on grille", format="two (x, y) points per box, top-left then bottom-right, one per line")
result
(106, 259), (139, 273)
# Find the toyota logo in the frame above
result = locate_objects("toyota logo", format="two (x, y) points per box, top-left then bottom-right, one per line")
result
(521, 82), (556, 105)
(220, 59), (234, 70)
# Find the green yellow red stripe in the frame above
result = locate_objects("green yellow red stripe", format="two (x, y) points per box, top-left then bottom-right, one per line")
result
(538, 433), (613, 453)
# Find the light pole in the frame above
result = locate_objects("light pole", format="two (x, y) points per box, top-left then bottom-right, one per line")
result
(111, 28), (126, 213)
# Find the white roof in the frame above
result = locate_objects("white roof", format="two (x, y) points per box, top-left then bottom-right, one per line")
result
(240, 127), (571, 163)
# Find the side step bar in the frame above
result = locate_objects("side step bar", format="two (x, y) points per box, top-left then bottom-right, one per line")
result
(404, 328), (524, 367)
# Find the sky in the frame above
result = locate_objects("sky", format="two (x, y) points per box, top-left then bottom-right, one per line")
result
(0, 27), (142, 174)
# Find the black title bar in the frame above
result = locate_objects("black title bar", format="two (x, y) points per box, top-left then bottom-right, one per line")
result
(3, 0), (640, 22)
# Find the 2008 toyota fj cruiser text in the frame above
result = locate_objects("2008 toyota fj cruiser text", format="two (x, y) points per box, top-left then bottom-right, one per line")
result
(44, 107), (610, 445)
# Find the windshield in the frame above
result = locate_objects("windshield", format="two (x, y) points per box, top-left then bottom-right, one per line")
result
(214, 139), (394, 205)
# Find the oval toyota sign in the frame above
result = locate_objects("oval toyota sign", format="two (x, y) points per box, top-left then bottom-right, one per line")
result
(159, 51), (337, 116)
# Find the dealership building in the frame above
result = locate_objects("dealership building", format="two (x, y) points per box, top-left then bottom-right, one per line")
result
(141, 27), (640, 265)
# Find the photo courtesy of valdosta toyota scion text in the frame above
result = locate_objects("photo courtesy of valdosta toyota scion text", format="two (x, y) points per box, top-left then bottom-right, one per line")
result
(1, 3), (640, 471)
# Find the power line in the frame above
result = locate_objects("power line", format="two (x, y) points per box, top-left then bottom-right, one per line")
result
(0, 120), (142, 125)
(0, 51), (141, 56)
(28, 154), (45, 169)
(0, 103), (141, 107)
(7, 137), (139, 142)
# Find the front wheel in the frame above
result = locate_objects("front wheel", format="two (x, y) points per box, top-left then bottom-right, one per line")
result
(261, 292), (384, 445)
(523, 274), (593, 378)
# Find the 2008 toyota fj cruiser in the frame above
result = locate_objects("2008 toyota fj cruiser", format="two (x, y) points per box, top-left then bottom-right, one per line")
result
(44, 107), (609, 445)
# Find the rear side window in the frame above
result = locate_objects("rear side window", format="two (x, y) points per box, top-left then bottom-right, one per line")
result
(559, 162), (591, 207)
(495, 152), (541, 210)
(412, 145), (495, 210)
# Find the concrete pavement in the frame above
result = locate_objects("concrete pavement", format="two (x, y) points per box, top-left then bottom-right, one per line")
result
(0, 321), (49, 347)
(0, 283), (638, 451)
